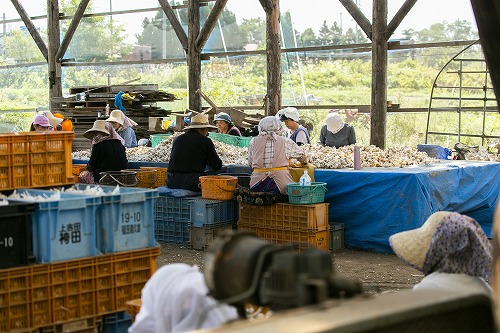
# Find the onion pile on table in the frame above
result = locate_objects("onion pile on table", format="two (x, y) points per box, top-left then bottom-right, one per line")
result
(72, 134), (437, 169)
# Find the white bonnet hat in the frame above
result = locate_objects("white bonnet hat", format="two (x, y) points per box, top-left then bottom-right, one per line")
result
(325, 112), (345, 134)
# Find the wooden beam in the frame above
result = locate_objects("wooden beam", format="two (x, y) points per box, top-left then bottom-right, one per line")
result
(370, 0), (388, 149)
(259, 0), (273, 12)
(10, 0), (48, 60)
(262, 0), (281, 116)
(338, 0), (372, 40)
(188, 0), (202, 111)
(158, 0), (188, 51)
(386, 0), (418, 39)
(470, 0), (500, 110)
(56, 0), (90, 62)
(47, 0), (62, 109)
(196, 0), (229, 52)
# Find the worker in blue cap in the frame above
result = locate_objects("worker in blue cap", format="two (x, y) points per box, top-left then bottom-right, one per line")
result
(213, 112), (242, 136)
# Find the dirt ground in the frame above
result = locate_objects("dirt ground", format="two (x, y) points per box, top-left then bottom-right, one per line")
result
(156, 242), (424, 294)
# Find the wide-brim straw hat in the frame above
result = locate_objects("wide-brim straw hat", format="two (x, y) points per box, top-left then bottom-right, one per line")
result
(184, 113), (217, 130)
(106, 110), (124, 125)
(83, 120), (109, 139)
(42, 111), (64, 127)
(389, 211), (451, 271)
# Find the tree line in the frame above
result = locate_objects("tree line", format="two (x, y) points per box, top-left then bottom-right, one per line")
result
(0, 0), (478, 64)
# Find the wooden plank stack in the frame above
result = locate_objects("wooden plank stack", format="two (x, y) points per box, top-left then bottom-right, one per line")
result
(51, 84), (176, 151)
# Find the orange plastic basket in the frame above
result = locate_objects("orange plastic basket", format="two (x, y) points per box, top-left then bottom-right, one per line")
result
(140, 166), (168, 187)
(72, 164), (87, 182)
(199, 175), (238, 200)
(123, 168), (157, 188)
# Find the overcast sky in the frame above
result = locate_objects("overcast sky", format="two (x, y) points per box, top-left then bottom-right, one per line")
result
(3, 0), (477, 40)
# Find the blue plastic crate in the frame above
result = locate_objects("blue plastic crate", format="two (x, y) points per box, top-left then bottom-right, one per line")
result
(154, 196), (190, 244)
(8, 189), (100, 263)
(100, 311), (132, 333)
(188, 197), (238, 227)
(73, 184), (158, 253)
(0, 202), (35, 268)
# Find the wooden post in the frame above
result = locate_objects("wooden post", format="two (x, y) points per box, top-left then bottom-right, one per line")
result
(188, 0), (202, 111)
(370, 0), (387, 149)
(470, 0), (500, 110)
(260, 0), (281, 116)
(47, 0), (62, 110)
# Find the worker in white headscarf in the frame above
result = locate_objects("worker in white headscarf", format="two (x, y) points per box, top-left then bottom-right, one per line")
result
(277, 107), (310, 146)
(129, 263), (239, 333)
(318, 111), (356, 148)
(248, 116), (307, 194)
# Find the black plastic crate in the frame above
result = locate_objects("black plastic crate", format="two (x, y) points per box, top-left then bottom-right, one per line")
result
(0, 202), (35, 268)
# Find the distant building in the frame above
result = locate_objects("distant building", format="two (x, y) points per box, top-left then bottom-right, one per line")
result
(123, 45), (152, 61)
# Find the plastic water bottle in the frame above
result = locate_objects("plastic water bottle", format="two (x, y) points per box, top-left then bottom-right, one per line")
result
(353, 145), (361, 170)
(299, 170), (312, 186)
(105, 103), (110, 116)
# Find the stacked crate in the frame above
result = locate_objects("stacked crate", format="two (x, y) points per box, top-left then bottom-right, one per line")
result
(1, 131), (160, 333)
(188, 197), (238, 250)
(0, 247), (159, 333)
(237, 202), (330, 252)
(154, 196), (238, 250)
(154, 196), (192, 244)
(0, 132), (75, 191)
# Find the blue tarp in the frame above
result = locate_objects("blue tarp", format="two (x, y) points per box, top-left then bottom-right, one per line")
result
(73, 158), (500, 253)
(315, 161), (500, 253)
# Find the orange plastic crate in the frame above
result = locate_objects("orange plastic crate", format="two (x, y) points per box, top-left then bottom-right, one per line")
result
(112, 247), (159, 310)
(30, 265), (52, 328)
(0, 268), (31, 332)
(0, 246), (160, 332)
(0, 132), (74, 190)
(29, 132), (74, 187)
(237, 226), (330, 253)
(238, 203), (329, 231)
(50, 258), (96, 323)
(95, 256), (114, 315)
(38, 317), (102, 333)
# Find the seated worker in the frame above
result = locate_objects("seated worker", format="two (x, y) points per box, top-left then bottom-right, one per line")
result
(318, 111), (356, 148)
(213, 112), (242, 136)
(106, 109), (138, 148)
(78, 120), (127, 184)
(278, 107), (310, 146)
(129, 263), (239, 333)
(389, 211), (492, 296)
(31, 115), (54, 131)
(248, 116), (307, 195)
(166, 113), (223, 192)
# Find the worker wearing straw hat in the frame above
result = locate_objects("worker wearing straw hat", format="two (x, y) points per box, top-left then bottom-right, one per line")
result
(166, 113), (222, 192)
(389, 211), (492, 296)
(106, 109), (138, 148)
(78, 120), (127, 184)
